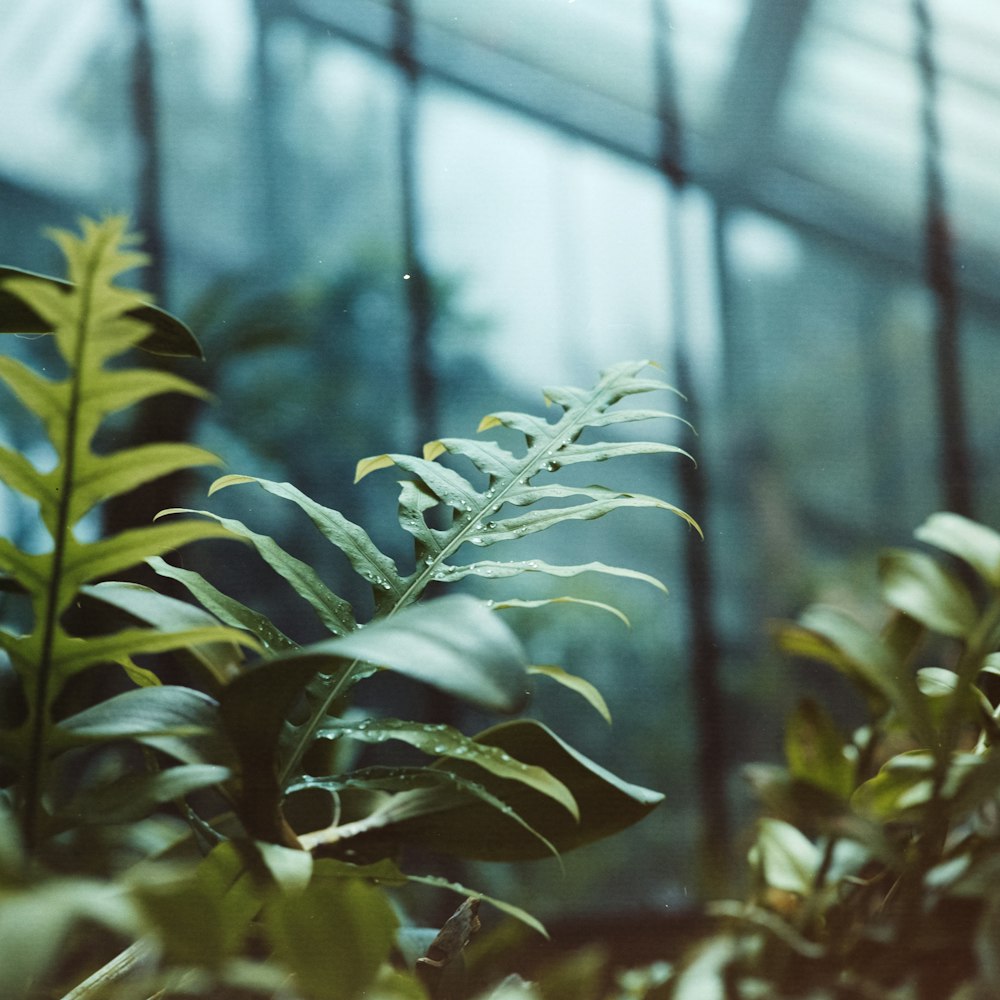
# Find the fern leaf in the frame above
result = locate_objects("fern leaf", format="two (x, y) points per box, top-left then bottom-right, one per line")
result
(208, 475), (404, 610)
(0, 218), (236, 848)
(155, 508), (357, 635)
(430, 558), (668, 592)
(146, 556), (298, 653)
(354, 360), (699, 600)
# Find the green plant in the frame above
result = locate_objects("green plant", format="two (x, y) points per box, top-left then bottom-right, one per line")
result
(0, 219), (698, 999)
(647, 512), (1000, 999)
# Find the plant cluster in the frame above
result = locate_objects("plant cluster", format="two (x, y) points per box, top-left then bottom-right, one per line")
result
(0, 219), (696, 999)
(652, 512), (1000, 999)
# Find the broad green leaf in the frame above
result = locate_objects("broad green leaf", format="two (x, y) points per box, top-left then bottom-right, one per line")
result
(916, 512), (1000, 589)
(293, 766), (560, 859)
(878, 548), (979, 638)
(54, 686), (229, 765)
(265, 877), (397, 1000)
(784, 699), (853, 799)
(253, 840), (314, 894)
(61, 763), (231, 824)
(318, 717), (577, 819)
(528, 664), (612, 723)
(338, 720), (662, 861)
(293, 595), (529, 713)
(0, 263), (203, 357)
(749, 818), (821, 895)
(796, 605), (929, 737)
(135, 845), (262, 966)
(851, 751), (936, 821)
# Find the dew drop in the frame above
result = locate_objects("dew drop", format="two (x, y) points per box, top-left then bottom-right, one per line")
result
(433, 744), (448, 754)
(469, 536), (484, 545)
(485, 521), (497, 530)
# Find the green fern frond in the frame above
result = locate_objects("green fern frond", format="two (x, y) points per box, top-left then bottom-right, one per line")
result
(0, 218), (254, 848)
(152, 362), (696, 783)
(166, 361), (696, 631)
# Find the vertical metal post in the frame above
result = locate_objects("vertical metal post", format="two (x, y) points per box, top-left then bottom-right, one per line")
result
(913, 0), (973, 517)
(392, 0), (437, 455)
(126, 0), (165, 301)
(250, 0), (289, 276)
(651, 0), (729, 894)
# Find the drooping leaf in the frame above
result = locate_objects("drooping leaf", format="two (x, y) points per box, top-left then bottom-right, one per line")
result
(317, 717), (577, 819)
(335, 720), (663, 861)
(154, 507), (357, 636)
(146, 555), (298, 653)
(292, 766), (560, 860)
(83, 580), (248, 684)
(0, 263), (203, 357)
(219, 596), (533, 843)
(285, 595), (530, 713)
(208, 475), (405, 611)
(54, 686), (230, 766)
(528, 664), (612, 723)
(60, 763), (232, 824)
(308, 857), (547, 938)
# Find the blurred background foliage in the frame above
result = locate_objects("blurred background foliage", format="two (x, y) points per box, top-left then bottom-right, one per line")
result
(1, 0), (999, 936)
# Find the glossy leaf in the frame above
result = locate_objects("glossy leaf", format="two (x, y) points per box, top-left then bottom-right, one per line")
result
(155, 507), (357, 636)
(336, 720), (663, 861)
(0, 263), (203, 358)
(317, 717), (577, 819)
(292, 595), (529, 713)
(146, 556), (298, 653)
(54, 685), (229, 766)
(292, 766), (559, 859)
(878, 548), (979, 638)
(915, 512), (1000, 589)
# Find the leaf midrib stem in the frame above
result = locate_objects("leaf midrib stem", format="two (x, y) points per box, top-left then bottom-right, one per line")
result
(22, 241), (103, 851)
(278, 375), (620, 787)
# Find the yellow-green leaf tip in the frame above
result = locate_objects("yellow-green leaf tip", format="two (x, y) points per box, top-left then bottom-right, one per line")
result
(354, 454), (396, 483)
